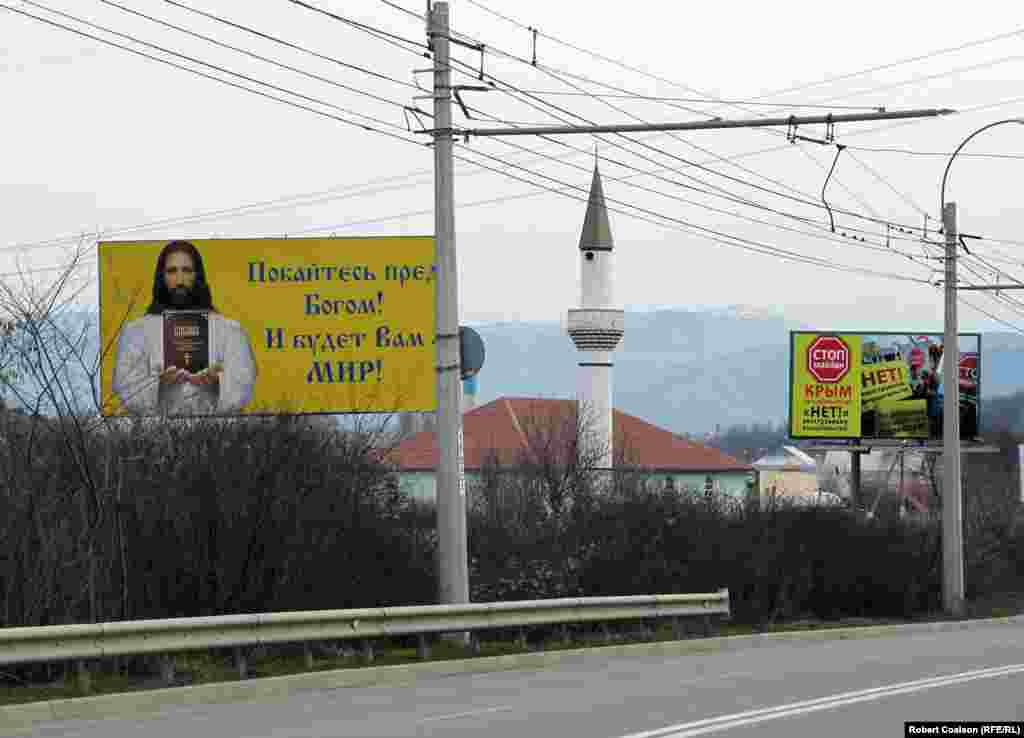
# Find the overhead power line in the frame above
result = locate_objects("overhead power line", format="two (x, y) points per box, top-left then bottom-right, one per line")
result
(160, 0), (418, 90)
(2, 173), (439, 255)
(454, 0), (1022, 244)
(452, 42), (910, 218)
(283, 0), (429, 55)
(455, 144), (934, 285)
(451, 51), (938, 236)
(844, 145), (1024, 160)
(375, 0), (423, 21)
(767, 54), (1024, 115)
(485, 134), (923, 259)
(507, 91), (885, 111)
(0, 3), (420, 142)
(93, 0), (429, 115)
(463, 0), (1024, 110)
(3, 0), (1006, 302)
(441, 26), (945, 237)
(13, 1), (411, 131)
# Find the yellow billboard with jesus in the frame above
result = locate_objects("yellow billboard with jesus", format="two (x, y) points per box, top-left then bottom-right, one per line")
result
(99, 237), (436, 417)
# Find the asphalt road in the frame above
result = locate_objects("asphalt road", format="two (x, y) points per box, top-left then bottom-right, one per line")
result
(27, 622), (1024, 738)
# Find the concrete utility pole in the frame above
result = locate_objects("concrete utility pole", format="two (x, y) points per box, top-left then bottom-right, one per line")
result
(429, 1), (469, 611)
(941, 202), (965, 617)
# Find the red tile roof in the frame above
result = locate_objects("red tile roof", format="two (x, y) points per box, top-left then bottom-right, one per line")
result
(390, 397), (750, 472)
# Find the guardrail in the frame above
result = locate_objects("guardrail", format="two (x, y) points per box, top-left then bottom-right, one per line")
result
(0, 590), (729, 672)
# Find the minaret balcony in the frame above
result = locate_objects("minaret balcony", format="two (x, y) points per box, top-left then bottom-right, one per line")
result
(567, 308), (625, 351)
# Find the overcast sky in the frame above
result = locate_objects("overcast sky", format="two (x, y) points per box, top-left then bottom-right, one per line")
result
(4, 0), (1024, 334)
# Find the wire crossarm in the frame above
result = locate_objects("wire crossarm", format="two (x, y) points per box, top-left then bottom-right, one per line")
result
(459, 109), (955, 138)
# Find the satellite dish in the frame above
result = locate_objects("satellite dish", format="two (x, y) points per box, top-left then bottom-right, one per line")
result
(459, 326), (485, 380)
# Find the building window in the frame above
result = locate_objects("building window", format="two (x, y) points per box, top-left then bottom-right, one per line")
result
(704, 475), (714, 498)
(664, 476), (675, 492)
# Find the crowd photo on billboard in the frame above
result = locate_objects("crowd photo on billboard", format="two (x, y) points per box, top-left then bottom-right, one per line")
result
(789, 331), (981, 441)
(860, 334), (979, 440)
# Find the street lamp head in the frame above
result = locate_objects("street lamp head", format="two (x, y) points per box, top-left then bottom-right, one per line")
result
(940, 118), (1024, 214)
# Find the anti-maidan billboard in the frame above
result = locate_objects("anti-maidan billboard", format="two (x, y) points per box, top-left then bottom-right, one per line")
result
(789, 331), (981, 440)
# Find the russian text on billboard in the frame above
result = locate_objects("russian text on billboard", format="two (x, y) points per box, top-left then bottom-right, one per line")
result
(789, 331), (981, 441)
(99, 237), (436, 417)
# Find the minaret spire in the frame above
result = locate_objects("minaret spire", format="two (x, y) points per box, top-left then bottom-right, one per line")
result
(579, 164), (614, 253)
(566, 163), (625, 471)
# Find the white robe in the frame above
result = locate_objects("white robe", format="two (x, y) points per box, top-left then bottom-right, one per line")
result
(112, 313), (257, 415)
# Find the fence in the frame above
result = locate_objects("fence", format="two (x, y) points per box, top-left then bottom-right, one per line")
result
(0, 590), (730, 685)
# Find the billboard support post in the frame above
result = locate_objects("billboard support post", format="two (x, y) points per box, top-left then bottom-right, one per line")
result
(851, 450), (862, 510)
(430, 2), (470, 620)
(941, 202), (966, 617)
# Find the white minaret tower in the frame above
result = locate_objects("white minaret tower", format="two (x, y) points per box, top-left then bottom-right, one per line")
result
(567, 164), (624, 470)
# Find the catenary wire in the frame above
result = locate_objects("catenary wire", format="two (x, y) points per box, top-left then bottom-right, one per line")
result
(452, 4), (1022, 246)
(283, 0), (429, 55)
(375, 0), (423, 22)
(844, 145), (1024, 160)
(455, 143), (934, 284)
(507, 92), (885, 111)
(457, 88), (930, 248)
(1, 2), (1006, 299)
(462, 48), (846, 217)
(91, 0), (430, 115)
(445, 37), (936, 236)
(10, 2), (412, 132)
(455, 0), (1024, 256)
(446, 13), (1008, 246)
(459, 0), (1024, 226)
(463, 0), (1024, 108)
(160, 0), (420, 90)
(19, 2), (1011, 266)
(16, 0), (942, 264)
(472, 130), (928, 260)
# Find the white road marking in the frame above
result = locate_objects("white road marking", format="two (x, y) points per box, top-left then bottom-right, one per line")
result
(416, 705), (514, 723)
(620, 662), (1024, 738)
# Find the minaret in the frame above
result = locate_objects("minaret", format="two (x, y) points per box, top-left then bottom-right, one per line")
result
(567, 164), (624, 469)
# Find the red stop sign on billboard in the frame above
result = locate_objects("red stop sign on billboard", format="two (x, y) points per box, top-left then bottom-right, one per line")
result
(807, 335), (850, 383)
(959, 352), (978, 386)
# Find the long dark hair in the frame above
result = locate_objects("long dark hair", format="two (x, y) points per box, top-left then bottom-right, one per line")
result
(146, 240), (216, 314)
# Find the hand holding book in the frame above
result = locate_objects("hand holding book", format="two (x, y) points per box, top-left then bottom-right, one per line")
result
(186, 362), (223, 386)
(159, 362), (223, 386)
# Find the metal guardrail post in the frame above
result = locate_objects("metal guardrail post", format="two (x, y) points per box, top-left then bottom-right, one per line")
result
(75, 659), (91, 694)
(417, 635), (431, 660)
(233, 647), (248, 680)
(360, 639), (375, 664)
(158, 655), (176, 686)
(671, 616), (684, 640)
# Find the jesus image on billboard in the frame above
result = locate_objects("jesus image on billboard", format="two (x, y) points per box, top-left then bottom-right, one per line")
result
(100, 236), (436, 417)
(111, 240), (257, 416)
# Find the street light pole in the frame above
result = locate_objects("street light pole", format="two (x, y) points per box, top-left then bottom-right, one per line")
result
(938, 118), (1024, 617)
